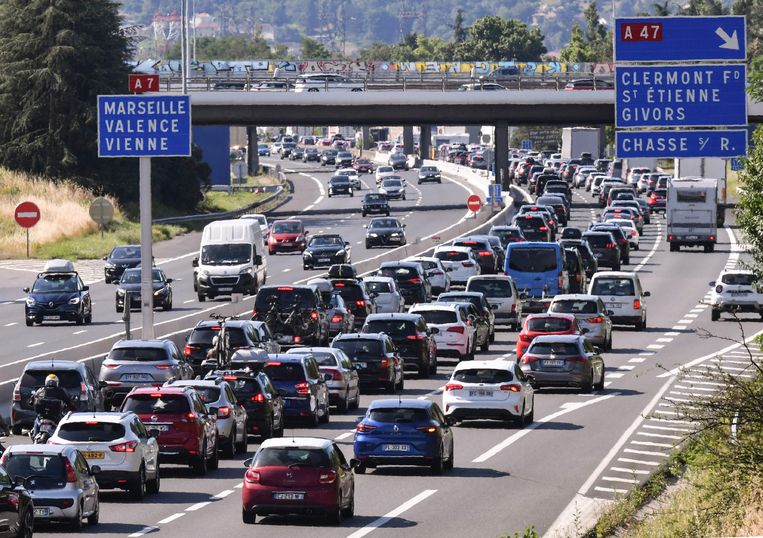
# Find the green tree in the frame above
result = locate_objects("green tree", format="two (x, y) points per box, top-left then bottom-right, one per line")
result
(583, 1), (613, 61)
(358, 42), (397, 61)
(301, 36), (332, 59)
(167, 34), (273, 61)
(559, 25), (592, 62)
(651, 1), (673, 15)
(455, 16), (546, 61)
(450, 9), (467, 43)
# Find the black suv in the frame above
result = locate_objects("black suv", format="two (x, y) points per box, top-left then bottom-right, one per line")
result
(377, 261), (431, 305)
(560, 239), (599, 279)
(512, 212), (553, 242)
(582, 231), (621, 270)
(252, 285), (329, 347)
(303, 147), (320, 162)
(590, 223), (631, 265)
(320, 149), (337, 166)
(103, 244), (142, 283)
(23, 263), (92, 326)
(331, 279), (373, 329)
(418, 166), (442, 184)
(327, 175), (353, 197)
(331, 333), (404, 393)
(563, 248), (587, 294)
(184, 320), (221, 374)
(262, 354), (330, 426)
(453, 236), (498, 274)
(11, 359), (105, 434)
(362, 193), (390, 217)
(335, 151), (354, 168)
(365, 217), (406, 248)
(303, 234), (351, 270)
(361, 313), (437, 377)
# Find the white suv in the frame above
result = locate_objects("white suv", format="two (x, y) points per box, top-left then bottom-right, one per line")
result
(465, 275), (522, 330)
(709, 270), (763, 321)
(293, 73), (364, 92)
(51, 411), (160, 499)
(433, 246), (481, 286)
(363, 276), (404, 313)
(588, 271), (650, 330)
(409, 303), (476, 361)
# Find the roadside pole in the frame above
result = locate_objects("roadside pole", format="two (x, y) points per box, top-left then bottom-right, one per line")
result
(139, 157), (154, 339)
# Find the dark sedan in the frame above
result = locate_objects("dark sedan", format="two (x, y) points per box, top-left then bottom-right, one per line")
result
(362, 193), (390, 217)
(103, 244), (142, 283)
(365, 217), (406, 248)
(115, 267), (173, 312)
(303, 234), (351, 270)
(303, 148), (320, 162)
(519, 334), (605, 392)
(320, 150), (337, 166)
(327, 175), (353, 197)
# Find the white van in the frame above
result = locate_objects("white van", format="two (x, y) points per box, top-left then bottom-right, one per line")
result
(588, 271), (649, 330)
(193, 219), (267, 302)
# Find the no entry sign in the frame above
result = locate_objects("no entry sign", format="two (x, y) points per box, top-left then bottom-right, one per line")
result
(15, 201), (40, 228)
(467, 195), (482, 212)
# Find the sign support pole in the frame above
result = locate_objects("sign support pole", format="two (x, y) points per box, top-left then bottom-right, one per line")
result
(139, 157), (155, 340)
(26, 229), (29, 258)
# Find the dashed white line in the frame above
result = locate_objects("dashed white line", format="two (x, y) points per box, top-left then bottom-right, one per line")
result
(283, 268), (292, 273)
(183, 299), (194, 304)
(678, 319), (694, 324)
(157, 513), (185, 524)
(607, 372), (625, 379)
(334, 431), (354, 441)
(617, 365), (636, 371)
(211, 489), (235, 500)
(656, 337), (673, 343)
(4, 322), (17, 327)
(128, 526), (158, 538)
(672, 325), (688, 331)
(73, 330), (87, 335)
(601, 476), (640, 484)
(594, 486), (628, 494)
(27, 342), (44, 348)
(618, 457), (660, 466)
(646, 344), (664, 350)
(186, 501), (210, 512)
(611, 466), (650, 475)
(346, 489), (438, 538)
(628, 358), (646, 363)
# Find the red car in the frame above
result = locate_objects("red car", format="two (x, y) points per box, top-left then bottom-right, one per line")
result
(516, 313), (580, 359)
(242, 437), (357, 524)
(352, 158), (374, 173)
(268, 219), (308, 255)
(648, 188), (667, 213)
(121, 385), (219, 475)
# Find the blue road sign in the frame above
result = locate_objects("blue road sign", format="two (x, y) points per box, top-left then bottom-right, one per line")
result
(730, 158), (744, 171)
(616, 130), (747, 159)
(616, 65), (747, 129)
(98, 95), (192, 158)
(487, 183), (503, 204)
(615, 16), (746, 62)
(521, 139), (532, 150)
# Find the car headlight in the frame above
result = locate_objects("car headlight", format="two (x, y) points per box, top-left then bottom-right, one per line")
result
(68, 297), (81, 305)
(390, 232), (401, 237)
(104, 262), (115, 269)
(154, 287), (169, 296)
(303, 251), (313, 258)
(199, 269), (209, 277)
(25, 297), (35, 306)
(239, 266), (253, 274)
(116, 288), (126, 296)
(369, 233), (378, 238)
(336, 249), (346, 256)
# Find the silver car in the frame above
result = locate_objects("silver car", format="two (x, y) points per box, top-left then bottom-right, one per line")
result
(406, 257), (451, 295)
(379, 176), (406, 200)
(287, 347), (360, 412)
(547, 294), (613, 350)
(363, 276), (404, 313)
(465, 275), (522, 330)
(2, 444), (99, 529)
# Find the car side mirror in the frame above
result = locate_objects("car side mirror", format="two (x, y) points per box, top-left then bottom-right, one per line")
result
(102, 256), (108, 261)
(208, 407), (219, 416)
(192, 258), (199, 268)
(642, 291), (650, 297)
(350, 458), (361, 469)
(607, 310), (614, 316)
(99, 381), (108, 389)
(363, 224), (368, 229)
(166, 278), (173, 283)
(581, 328), (590, 334)
(82, 285), (89, 291)
(90, 465), (102, 475)
(304, 231), (309, 235)
(491, 304), (498, 309)
(593, 346), (603, 354)
(402, 224), (407, 228)
(148, 429), (161, 439)
(519, 292), (528, 300)
(445, 416), (457, 426)
(254, 254), (263, 266)
(243, 458), (253, 468)
(22, 287), (29, 293)
(708, 281), (716, 287)
(345, 242), (350, 247)
(430, 327), (440, 334)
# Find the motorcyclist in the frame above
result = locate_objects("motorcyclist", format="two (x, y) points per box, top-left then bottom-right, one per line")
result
(30, 374), (76, 438)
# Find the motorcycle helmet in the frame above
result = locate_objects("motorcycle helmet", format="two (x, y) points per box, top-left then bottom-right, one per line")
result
(45, 374), (59, 388)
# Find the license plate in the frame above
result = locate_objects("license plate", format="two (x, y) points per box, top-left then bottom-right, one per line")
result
(685, 235), (698, 240)
(273, 492), (304, 500)
(606, 303), (622, 309)
(543, 359), (565, 367)
(121, 374), (153, 382)
(383, 444), (410, 452)
(34, 507), (50, 517)
(83, 451), (104, 459)
(218, 287), (233, 292)
(355, 362), (367, 369)
(43, 315), (59, 320)
(277, 335), (293, 343)
(151, 424), (170, 432)
(468, 389), (493, 397)
(318, 258), (330, 263)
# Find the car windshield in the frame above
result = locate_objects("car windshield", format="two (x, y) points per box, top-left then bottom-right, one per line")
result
(297, 352), (338, 367)
(378, 167), (393, 173)
(364, 320), (415, 337)
(421, 167), (437, 172)
(382, 179), (402, 187)
(108, 347), (169, 362)
(365, 194), (386, 202)
(188, 326), (219, 345)
(527, 317), (573, 332)
(31, 274), (78, 293)
(4, 454), (67, 490)
(550, 300), (597, 314)
(253, 447), (330, 468)
(508, 248), (557, 272)
(378, 266), (415, 280)
(263, 363), (305, 382)
(415, 310), (457, 324)
(434, 250), (468, 262)
(57, 422), (126, 442)
(272, 221), (303, 234)
(333, 339), (382, 359)
(721, 273), (757, 286)
(254, 288), (315, 310)
(370, 219), (399, 229)
(333, 282), (364, 301)
(188, 386), (220, 403)
(331, 177), (350, 185)
(515, 217), (545, 230)
(226, 378), (262, 397)
(110, 246), (140, 258)
(368, 408), (429, 423)
(309, 236), (343, 247)
(366, 281), (391, 293)
(20, 370), (82, 390)
(200, 244), (251, 265)
(590, 278), (636, 296)
(120, 269), (164, 284)
(527, 342), (581, 355)
(584, 234), (613, 247)
(122, 394), (190, 414)
(468, 279), (513, 298)
(452, 368), (513, 383)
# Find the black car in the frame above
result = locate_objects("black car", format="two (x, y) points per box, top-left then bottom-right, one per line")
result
(262, 353), (330, 425)
(279, 142), (296, 159)
(335, 151), (353, 168)
(561, 227), (583, 240)
(361, 313), (437, 378)
(114, 267), (173, 312)
(418, 166), (442, 184)
(331, 333), (404, 393)
(103, 244), (142, 283)
(530, 173), (558, 195)
(327, 264), (358, 280)
(184, 319), (223, 375)
(303, 234), (351, 269)
(437, 291), (496, 343)
(559, 239), (599, 279)
(512, 213), (553, 242)
(331, 279), (373, 329)
(489, 225), (526, 247)
(0, 466), (33, 537)
(536, 195), (569, 227)
(516, 204), (558, 233)
(252, 285), (329, 347)
(563, 247), (587, 294)
(362, 193), (390, 217)
(320, 149), (337, 166)
(452, 236), (498, 274)
(388, 152), (409, 170)
(288, 146), (305, 160)
(23, 262), (92, 326)
(590, 223), (631, 264)
(377, 261), (431, 305)
(327, 175), (353, 197)
(365, 217), (406, 248)
(303, 148), (320, 162)
(582, 231), (621, 270)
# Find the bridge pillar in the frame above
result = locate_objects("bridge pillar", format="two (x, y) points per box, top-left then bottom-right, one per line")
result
(494, 121), (509, 189)
(247, 126), (259, 175)
(419, 125), (432, 160)
(361, 125), (372, 154)
(402, 125), (414, 155)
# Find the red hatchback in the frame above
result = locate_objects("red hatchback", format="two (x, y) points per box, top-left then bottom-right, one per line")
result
(242, 437), (357, 524)
(121, 386), (219, 475)
(516, 313), (580, 359)
(353, 158), (373, 173)
(268, 219), (308, 255)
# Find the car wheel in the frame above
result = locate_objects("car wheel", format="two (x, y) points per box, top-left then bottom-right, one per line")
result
(223, 428), (236, 458)
(635, 316), (646, 331)
(197, 293), (206, 302)
(208, 439), (219, 470)
(341, 489), (355, 518)
(613, 263), (621, 271)
(85, 311), (92, 324)
(354, 463), (366, 474)
(418, 361), (429, 379)
(11, 424), (22, 436)
(386, 378), (396, 394)
(70, 504), (83, 531)
(192, 443), (207, 475)
(365, 241), (372, 249)
(320, 400), (330, 423)
(362, 211), (366, 217)
(274, 416), (285, 438)
(526, 397), (535, 424)
(431, 447), (444, 475)
(581, 375), (594, 394)
(25, 318), (33, 327)
(236, 425), (249, 453)
(331, 496), (344, 524)
(75, 313), (84, 326)
(242, 507), (257, 524)
(338, 391), (349, 413)
(594, 368), (605, 391)
(489, 330), (495, 343)
(87, 499), (99, 525)
(146, 463), (161, 494)
(711, 309), (720, 321)
(16, 508), (32, 538)
(385, 211), (390, 216)
(116, 304), (123, 313)
(163, 299), (172, 311)
(430, 356), (437, 375)
(129, 464), (146, 500)
(480, 336), (489, 352)
(624, 256), (630, 265)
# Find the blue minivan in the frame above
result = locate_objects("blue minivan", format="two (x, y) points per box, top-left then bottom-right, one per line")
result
(504, 242), (569, 312)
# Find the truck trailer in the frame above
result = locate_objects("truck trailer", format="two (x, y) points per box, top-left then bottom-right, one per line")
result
(667, 177), (718, 253)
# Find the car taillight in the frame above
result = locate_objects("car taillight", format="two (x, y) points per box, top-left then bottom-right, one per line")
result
(407, 334), (425, 340)
(416, 425), (438, 433)
(586, 316), (604, 323)
(447, 326), (465, 334)
(715, 285), (723, 293)
(380, 358), (390, 368)
(310, 310), (319, 320)
(500, 384), (522, 392)
(408, 278), (422, 284)
(356, 423), (376, 433)
(633, 299), (641, 310)
(110, 440), (138, 453)
(606, 243), (616, 249)
(567, 356), (587, 363)
(64, 459), (77, 483)
(323, 369), (342, 381)
(558, 272), (564, 289)
(250, 393), (265, 403)
(462, 262), (475, 268)
(183, 344), (197, 357)
(331, 313), (344, 323)
(181, 412), (197, 423)
(355, 300), (366, 308)
(244, 469), (260, 483)
(12, 381), (20, 402)
(444, 383), (463, 391)
(478, 251), (492, 257)
(217, 406), (232, 418)
(103, 364), (119, 369)
(155, 365), (170, 370)
(319, 470), (337, 484)
(539, 226), (549, 231)
(519, 333), (533, 342)
(295, 382), (310, 395)
(520, 354), (538, 364)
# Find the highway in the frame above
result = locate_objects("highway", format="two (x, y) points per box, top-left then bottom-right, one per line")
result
(1, 161), (757, 538)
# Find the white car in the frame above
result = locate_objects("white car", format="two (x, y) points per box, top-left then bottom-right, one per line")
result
(406, 256), (451, 295)
(409, 303), (476, 361)
(240, 213), (269, 235)
(379, 177), (406, 200)
(588, 271), (650, 330)
(375, 165), (396, 184)
(293, 73), (364, 92)
(336, 168), (362, 190)
(50, 411), (161, 498)
(604, 218), (640, 250)
(574, 166), (597, 188)
(433, 245), (481, 286)
(363, 276), (404, 313)
(442, 360), (534, 425)
(709, 270), (763, 321)
(465, 275), (522, 329)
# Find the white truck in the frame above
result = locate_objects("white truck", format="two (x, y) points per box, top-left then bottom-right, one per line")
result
(561, 127), (601, 160)
(675, 158), (727, 225)
(667, 177), (718, 253)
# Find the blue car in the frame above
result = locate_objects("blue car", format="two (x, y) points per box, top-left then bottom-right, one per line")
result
(262, 354), (330, 426)
(504, 241), (569, 313)
(257, 144), (271, 156)
(354, 399), (454, 474)
(23, 261), (93, 326)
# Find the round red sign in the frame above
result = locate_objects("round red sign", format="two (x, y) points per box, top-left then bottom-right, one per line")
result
(15, 201), (41, 228)
(467, 194), (482, 212)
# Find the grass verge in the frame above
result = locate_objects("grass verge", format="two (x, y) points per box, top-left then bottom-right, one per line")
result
(199, 189), (270, 213)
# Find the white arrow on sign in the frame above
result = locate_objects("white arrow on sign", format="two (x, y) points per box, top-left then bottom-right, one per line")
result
(715, 27), (739, 50)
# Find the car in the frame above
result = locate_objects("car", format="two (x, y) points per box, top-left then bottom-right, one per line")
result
(11, 359), (105, 435)
(362, 276), (403, 313)
(252, 81), (294, 92)
(406, 256), (451, 295)
(437, 291), (496, 344)
(519, 334), (605, 392)
(114, 266), (173, 312)
(183, 319), (223, 375)
(288, 146), (305, 160)
(327, 264), (358, 280)
(432, 246), (481, 286)
(376, 261), (431, 305)
(409, 303), (477, 361)
(648, 188), (667, 212)
(605, 218), (640, 250)
(241, 437), (357, 524)
(418, 165), (442, 184)
(251, 285), (329, 347)
(168, 379), (248, 457)
(353, 158), (374, 173)
(457, 82), (508, 91)
(354, 399), (454, 474)
(1, 444), (100, 529)
(267, 219), (308, 254)
(582, 231), (621, 271)
(563, 78), (614, 90)
(279, 142), (297, 159)
(239, 213), (269, 235)
(121, 385), (218, 474)
(536, 195), (569, 227)
(563, 247), (588, 294)
(512, 212), (554, 242)
(612, 199), (651, 225)
(50, 411), (160, 498)
(331, 333), (404, 393)
(516, 313), (581, 359)
(335, 151), (354, 169)
(560, 239), (599, 279)
(374, 165), (396, 184)
(548, 294), (613, 350)
(361, 192), (390, 217)
(489, 225), (526, 247)
(257, 143), (271, 156)
(331, 279), (374, 329)
(504, 242), (569, 312)
(378, 176), (407, 200)
(388, 152), (409, 170)
(590, 223), (631, 264)
(289, 347), (360, 412)
(309, 278), (355, 335)
(320, 149), (338, 166)
(210, 319), (281, 360)
(708, 270), (763, 320)
(364, 217), (406, 248)
(303, 147), (320, 161)
(303, 234), (351, 269)
(443, 360), (534, 426)
(103, 244), (142, 283)
(452, 236), (498, 275)
(465, 275), (522, 329)
(262, 354), (330, 425)
(294, 73), (364, 92)
(361, 313), (437, 378)
(588, 271), (650, 329)
(24, 259), (92, 326)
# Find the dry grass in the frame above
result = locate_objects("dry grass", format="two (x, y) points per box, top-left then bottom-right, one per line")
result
(0, 168), (108, 258)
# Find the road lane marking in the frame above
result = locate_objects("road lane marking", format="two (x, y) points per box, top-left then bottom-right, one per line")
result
(637, 431), (682, 440)
(672, 325), (688, 330)
(616, 365), (635, 371)
(607, 373), (624, 378)
(656, 337), (673, 343)
(658, 327), (763, 378)
(664, 332), (680, 336)
(183, 299), (194, 304)
(633, 220), (662, 273)
(646, 344), (664, 350)
(684, 313), (699, 318)
(594, 486), (628, 494)
(334, 431), (354, 440)
(186, 501), (210, 512)
(602, 476), (639, 484)
(157, 513), (185, 524)
(624, 448), (669, 457)
(212, 489), (235, 499)
(128, 526), (158, 538)
(73, 330), (87, 335)
(618, 457), (659, 466)
(611, 467), (650, 475)
(678, 319), (694, 324)
(27, 342), (44, 348)
(628, 358), (646, 363)
(346, 489), (438, 538)
(4, 322), (17, 327)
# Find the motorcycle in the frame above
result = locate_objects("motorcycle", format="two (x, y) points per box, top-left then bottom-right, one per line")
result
(30, 398), (64, 444)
